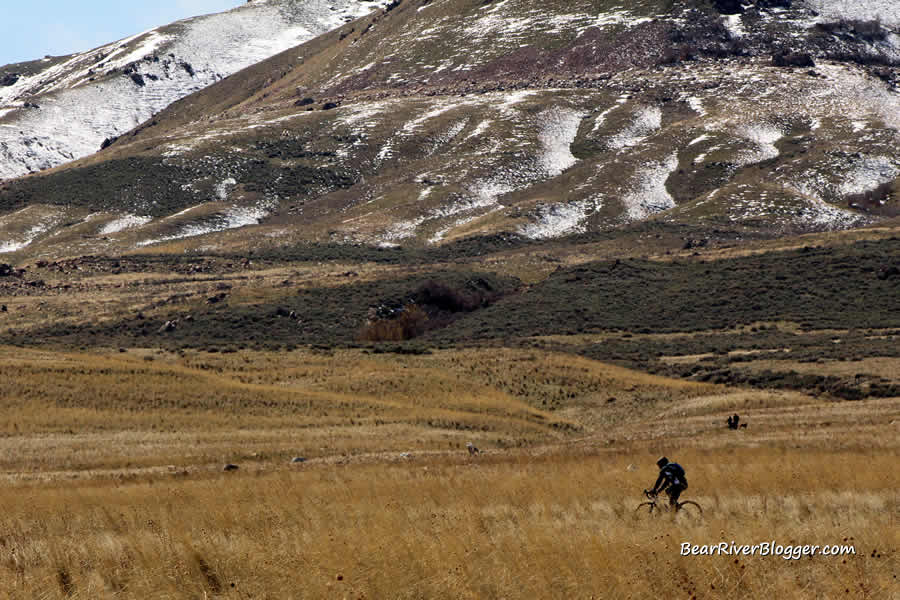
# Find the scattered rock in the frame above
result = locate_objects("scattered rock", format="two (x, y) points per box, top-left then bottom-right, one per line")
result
(223, 463), (239, 471)
(207, 293), (228, 304)
(626, 463), (637, 472)
(0, 73), (20, 87)
(713, 0), (743, 14)
(158, 319), (178, 333)
(290, 457), (307, 463)
(756, 0), (791, 8)
(772, 51), (814, 68)
(683, 238), (709, 250)
(876, 265), (899, 280)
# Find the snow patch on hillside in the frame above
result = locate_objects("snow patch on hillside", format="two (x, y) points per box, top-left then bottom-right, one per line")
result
(537, 107), (583, 175)
(0, 214), (61, 253)
(805, 0), (900, 27)
(589, 104), (620, 136)
(99, 214), (153, 235)
(608, 106), (662, 150)
(838, 156), (900, 196)
(0, 0), (387, 180)
(215, 177), (238, 201)
(789, 182), (872, 228)
(621, 154), (678, 221)
(465, 119), (493, 141)
(381, 100), (584, 244)
(736, 124), (783, 166)
(687, 97), (707, 116)
(723, 14), (745, 38)
(136, 201), (273, 247)
(806, 65), (900, 133)
(520, 199), (595, 239)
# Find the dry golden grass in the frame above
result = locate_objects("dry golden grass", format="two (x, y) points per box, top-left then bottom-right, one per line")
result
(1, 346), (897, 598)
(0, 345), (717, 474)
(0, 448), (896, 599)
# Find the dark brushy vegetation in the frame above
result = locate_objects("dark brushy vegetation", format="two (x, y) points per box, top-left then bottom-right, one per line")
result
(430, 239), (900, 343)
(11, 270), (520, 351)
(359, 277), (512, 341)
(0, 143), (357, 217)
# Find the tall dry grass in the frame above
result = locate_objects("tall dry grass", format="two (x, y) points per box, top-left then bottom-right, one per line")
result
(0, 345), (716, 473)
(1, 345), (896, 597)
(0, 448), (895, 599)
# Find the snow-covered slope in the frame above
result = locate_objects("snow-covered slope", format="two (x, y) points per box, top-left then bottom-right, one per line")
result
(0, 0), (387, 180)
(1, 0), (900, 260)
(806, 0), (900, 27)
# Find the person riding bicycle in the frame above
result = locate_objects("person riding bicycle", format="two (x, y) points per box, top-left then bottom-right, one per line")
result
(645, 456), (688, 508)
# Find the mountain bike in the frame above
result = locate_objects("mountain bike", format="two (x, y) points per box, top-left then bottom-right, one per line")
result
(634, 489), (703, 516)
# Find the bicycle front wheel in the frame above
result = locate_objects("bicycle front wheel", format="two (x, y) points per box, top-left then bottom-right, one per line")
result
(676, 500), (703, 516)
(634, 501), (657, 516)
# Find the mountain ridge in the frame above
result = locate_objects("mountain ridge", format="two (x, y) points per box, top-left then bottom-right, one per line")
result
(0, 0), (391, 181)
(1, 0), (899, 259)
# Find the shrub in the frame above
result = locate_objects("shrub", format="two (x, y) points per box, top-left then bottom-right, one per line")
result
(772, 51), (815, 67)
(359, 304), (429, 342)
(844, 180), (894, 212)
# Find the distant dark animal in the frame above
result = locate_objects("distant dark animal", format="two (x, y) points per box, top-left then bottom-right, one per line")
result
(727, 414), (740, 430)
(466, 442), (480, 456)
(223, 463), (239, 471)
(740, 423), (748, 429)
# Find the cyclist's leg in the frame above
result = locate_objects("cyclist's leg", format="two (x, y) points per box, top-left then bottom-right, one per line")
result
(669, 484), (684, 507)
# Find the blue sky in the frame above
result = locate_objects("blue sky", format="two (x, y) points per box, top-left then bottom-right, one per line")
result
(2, 1), (244, 66)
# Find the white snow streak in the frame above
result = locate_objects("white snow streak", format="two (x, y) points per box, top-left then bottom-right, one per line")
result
(99, 214), (153, 235)
(622, 154), (679, 221)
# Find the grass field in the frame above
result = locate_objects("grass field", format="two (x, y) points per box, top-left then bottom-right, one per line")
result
(0, 344), (897, 599)
(1, 228), (898, 598)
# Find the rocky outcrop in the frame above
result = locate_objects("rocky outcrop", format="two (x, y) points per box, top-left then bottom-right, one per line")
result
(713, 0), (743, 15)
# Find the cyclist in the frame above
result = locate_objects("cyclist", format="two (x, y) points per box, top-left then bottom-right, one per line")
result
(646, 456), (688, 508)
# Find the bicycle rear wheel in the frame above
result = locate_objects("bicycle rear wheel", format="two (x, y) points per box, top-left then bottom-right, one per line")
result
(676, 500), (703, 516)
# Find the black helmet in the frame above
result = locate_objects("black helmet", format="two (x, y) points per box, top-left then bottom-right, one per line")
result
(656, 456), (669, 468)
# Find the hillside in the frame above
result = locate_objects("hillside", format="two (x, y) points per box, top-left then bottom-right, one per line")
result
(1, 0), (899, 260)
(1, 4), (898, 597)
(0, 0), (390, 182)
